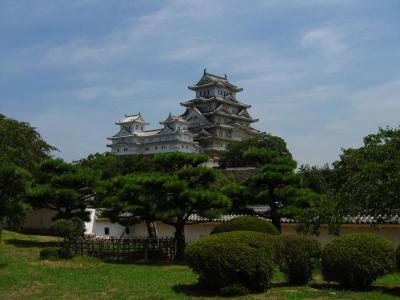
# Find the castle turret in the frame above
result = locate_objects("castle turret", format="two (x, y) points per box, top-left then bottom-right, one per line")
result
(181, 70), (261, 153)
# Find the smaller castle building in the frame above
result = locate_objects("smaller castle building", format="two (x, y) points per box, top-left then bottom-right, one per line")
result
(107, 113), (200, 155)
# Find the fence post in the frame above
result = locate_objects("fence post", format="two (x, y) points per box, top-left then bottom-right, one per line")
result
(144, 239), (148, 262)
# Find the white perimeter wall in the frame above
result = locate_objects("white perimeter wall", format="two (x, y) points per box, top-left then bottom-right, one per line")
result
(23, 209), (400, 246)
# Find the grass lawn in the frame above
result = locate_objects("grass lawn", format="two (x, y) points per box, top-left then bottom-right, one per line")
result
(0, 230), (400, 299)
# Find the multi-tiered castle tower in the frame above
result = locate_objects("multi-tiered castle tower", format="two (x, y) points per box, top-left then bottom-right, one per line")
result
(107, 70), (260, 155)
(180, 69), (260, 152)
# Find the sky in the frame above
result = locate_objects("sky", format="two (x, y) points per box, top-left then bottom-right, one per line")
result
(1, 0), (399, 166)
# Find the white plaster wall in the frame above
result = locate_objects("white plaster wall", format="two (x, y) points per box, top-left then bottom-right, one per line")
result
(87, 218), (400, 247)
(84, 209), (96, 235)
(282, 224), (400, 246)
(128, 221), (215, 242)
(92, 220), (127, 237)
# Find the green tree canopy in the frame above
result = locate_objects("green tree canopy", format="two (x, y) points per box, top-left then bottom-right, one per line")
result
(298, 164), (337, 194)
(0, 114), (56, 171)
(29, 159), (98, 221)
(97, 152), (230, 260)
(80, 152), (156, 179)
(333, 126), (400, 211)
(219, 134), (291, 168)
(0, 163), (31, 239)
(246, 153), (318, 231)
(298, 126), (400, 235)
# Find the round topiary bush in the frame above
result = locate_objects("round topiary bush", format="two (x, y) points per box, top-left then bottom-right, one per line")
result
(211, 216), (280, 235)
(280, 235), (321, 285)
(186, 231), (276, 295)
(322, 233), (396, 288)
(40, 247), (61, 260)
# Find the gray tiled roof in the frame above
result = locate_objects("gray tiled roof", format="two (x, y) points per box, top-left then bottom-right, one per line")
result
(96, 209), (400, 225)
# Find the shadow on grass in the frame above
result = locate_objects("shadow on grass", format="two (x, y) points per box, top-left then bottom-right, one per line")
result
(0, 263), (7, 269)
(172, 283), (219, 297)
(5, 239), (59, 248)
(98, 255), (188, 267)
(310, 283), (400, 297)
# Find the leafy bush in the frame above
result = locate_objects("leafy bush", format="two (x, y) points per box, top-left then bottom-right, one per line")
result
(50, 217), (85, 240)
(219, 284), (249, 296)
(40, 247), (60, 260)
(58, 246), (75, 259)
(322, 233), (396, 288)
(49, 217), (85, 259)
(186, 231), (275, 295)
(396, 244), (400, 271)
(280, 235), (321, 284)
(211, 216), (280, 235)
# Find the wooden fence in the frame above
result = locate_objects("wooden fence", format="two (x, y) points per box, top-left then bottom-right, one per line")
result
(75, 237), (176, 261)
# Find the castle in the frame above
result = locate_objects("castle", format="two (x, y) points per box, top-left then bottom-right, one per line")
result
(107, 70), (260, 155)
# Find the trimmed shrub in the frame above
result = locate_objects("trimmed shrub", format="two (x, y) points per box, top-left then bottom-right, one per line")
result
(280, 235), (321, 284)
(40, 247), (61, 260)
(322, 233), (396, 288)
(186, 231), (275, 295)
(49, 217), (85, 259)
(219, 284), (249, 297)
(211, 216), (280, 235)
(396, 244), (400, 271)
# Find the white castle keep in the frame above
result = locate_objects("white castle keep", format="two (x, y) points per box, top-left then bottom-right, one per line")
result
(107, 70), (260, 155)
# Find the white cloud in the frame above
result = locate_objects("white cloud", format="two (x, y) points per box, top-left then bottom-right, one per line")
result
(301, 27), (347, 57)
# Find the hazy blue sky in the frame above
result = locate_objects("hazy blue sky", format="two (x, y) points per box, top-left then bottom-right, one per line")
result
(1, 0), (399, 166)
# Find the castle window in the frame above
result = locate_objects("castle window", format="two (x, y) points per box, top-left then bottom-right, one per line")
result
(155, 146), (158, 150)
(141, 126), (143, 130)
(125, 227), (130, 235)
(135, 125), (138, 129)
(104, 227), (110, 235)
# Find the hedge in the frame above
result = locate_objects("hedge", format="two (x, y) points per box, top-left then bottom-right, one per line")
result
(322, 233), (396, 288)
(211, 216), (280, 235)
(39, 247), (61, 260)
(280, 235), (321, 284)
(186, 231), (276, 295)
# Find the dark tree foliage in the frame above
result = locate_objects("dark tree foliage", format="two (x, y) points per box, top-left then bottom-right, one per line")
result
(298, 164), (337, 194)
(80, 152), (155, 179)
(246, 153), (318, 232)
(29, 159), (98, 221)
(0, 163), (31, 239)
(97, 152), (230, 260)
(219, 134), (291, 168)
(0, 114), (56, 172)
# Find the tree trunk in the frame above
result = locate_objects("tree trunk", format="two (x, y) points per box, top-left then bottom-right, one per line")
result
(268, 187), (281, 233)
(0, 219), (3, 242)
(271, 213), (281, 233)
(145, 220), (158, 238)
(174, 223), (186, 261)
